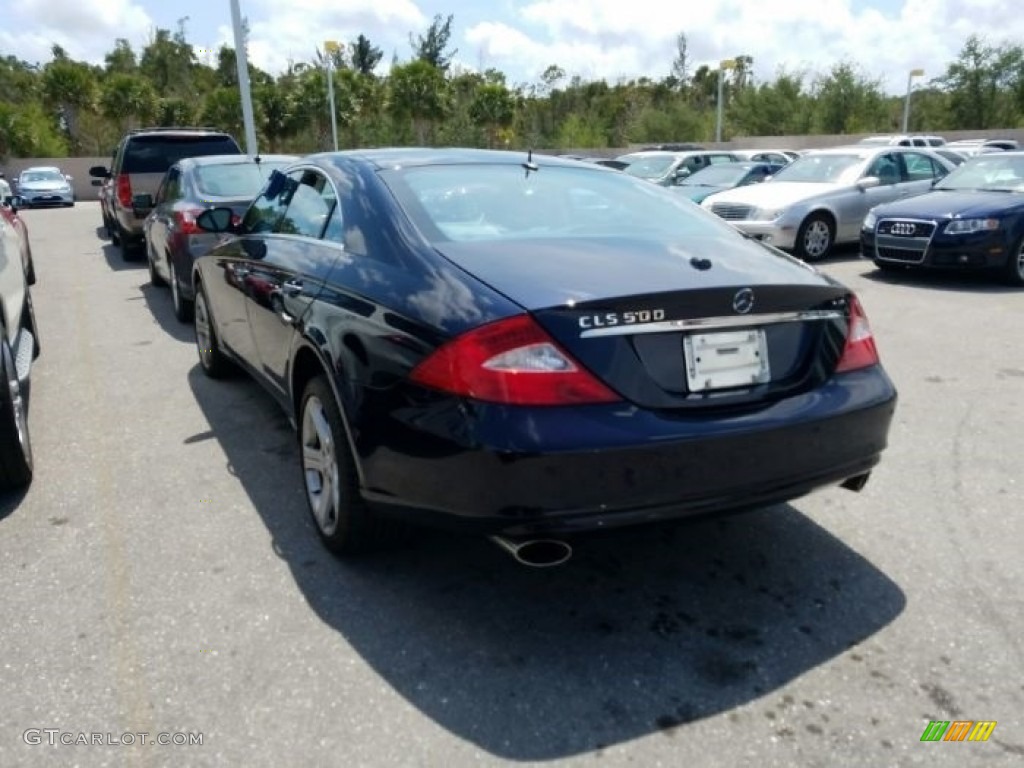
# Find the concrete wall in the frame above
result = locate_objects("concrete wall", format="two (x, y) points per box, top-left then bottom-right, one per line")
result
(5, 126), (1023, 199)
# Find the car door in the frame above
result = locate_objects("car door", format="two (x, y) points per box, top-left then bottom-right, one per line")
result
(205, 172), (291, 368)
(897, 151), (950, 198)
(147, 166), (182, 277)
(245, 168), (342, 400)
(832, 153), (903, 242)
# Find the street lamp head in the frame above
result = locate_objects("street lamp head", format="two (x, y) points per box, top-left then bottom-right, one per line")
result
(909, 68), (925, 77)
(324, 40), (341, 55)
(720, 58), (737, 70)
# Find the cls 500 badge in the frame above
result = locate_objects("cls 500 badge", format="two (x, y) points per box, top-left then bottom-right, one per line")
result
(579, 309), (665, 329)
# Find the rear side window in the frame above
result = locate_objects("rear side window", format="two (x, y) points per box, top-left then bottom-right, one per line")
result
(123, 135), (242, 173)
(194, 161), (290, 198)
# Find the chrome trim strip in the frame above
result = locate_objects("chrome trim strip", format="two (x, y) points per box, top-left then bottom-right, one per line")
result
(579, 310), (844, 338)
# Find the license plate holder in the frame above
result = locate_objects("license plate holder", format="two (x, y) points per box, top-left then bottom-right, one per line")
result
(684, 329), (770, 392)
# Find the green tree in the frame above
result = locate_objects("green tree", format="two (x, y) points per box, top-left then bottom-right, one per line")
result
(140, 28), (195, 97)
(469, 83), (515, 147)
(100, 73), (157, 131)
(389, 59), (450, 143)
(350, 34), (383, 76)
(105, 39), (138, 75)
(411, 14), (457, 71)
(41, 48), (99, 152)
(811, 61), (887, 134)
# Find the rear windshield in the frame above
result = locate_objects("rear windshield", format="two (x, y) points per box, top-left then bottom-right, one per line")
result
(124, 135), (242, 173)
(381, 164), (739, 244)
(194, 161), (291, 198)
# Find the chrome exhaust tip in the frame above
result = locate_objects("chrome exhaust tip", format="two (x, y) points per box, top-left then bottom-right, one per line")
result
(489, 535), (573, 568)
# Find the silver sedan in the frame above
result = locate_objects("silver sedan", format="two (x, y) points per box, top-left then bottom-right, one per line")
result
(701, 146), (957, 261)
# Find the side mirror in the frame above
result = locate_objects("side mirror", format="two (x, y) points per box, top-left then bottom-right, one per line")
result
(88, 165), (110, 178)
(857, 176), (880, 190)
(196, 207), (235, 233)
(4, 195), (23, 212)
(132, 193), (154, 216)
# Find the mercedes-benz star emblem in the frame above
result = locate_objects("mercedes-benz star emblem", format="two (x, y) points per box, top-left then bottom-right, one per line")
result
(732, 288), (755, 314)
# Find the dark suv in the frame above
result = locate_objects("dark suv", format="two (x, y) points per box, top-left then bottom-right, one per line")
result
(89, 128), (242, 259)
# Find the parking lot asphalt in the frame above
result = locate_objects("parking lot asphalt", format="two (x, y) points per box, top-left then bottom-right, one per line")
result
(1, 202), (1021, 768)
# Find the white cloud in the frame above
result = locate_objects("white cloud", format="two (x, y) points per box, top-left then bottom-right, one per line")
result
(225, 0), (428, 75)
(468, 0), (1024, 94)
(2, 0), (153, 65)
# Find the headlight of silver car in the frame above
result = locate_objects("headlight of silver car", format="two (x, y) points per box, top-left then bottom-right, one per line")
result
(752, 207), (784, 221)
(944, 218), (999, 234)
(862, 210), (877, 230)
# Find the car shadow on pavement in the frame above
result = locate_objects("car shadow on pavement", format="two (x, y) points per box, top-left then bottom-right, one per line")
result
(139, 282), (194, 344)
(187, 366), (906, 761)
(858, 263), (1020, 294)
(100, 241), (145, 273)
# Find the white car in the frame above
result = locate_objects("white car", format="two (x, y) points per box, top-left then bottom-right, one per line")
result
(16, 166), (75, 208)
(731, 149), (800, 165)
(701, 146), (957, 261)
(0, 196), (40, 488)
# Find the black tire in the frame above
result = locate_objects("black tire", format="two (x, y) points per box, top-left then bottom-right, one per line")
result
(118, 226), (137, 261)
(109, 217), (119, 244)
(794, 213), (835, 262)
(0, 334), (33, 489)
(194, 282), (234, 379)
(170, 259), (194, 322)
(146, 240), (166, 287)
(25, 251), (36, 286)
(300, 375), (404, 555)
(1002, 237), (1024, 286)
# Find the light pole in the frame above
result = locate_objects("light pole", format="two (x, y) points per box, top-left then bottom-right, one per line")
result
(902, 68), (924, 133)
(323, 40), (341, 151)
(229, 0), (258, 157)
(715, 58), (736, 143)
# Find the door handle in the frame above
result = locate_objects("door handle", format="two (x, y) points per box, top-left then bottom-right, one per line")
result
(283, 278), (303, 297)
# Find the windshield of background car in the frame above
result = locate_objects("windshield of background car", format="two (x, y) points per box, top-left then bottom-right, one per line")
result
(194, 161), (292, 198)
(934, 155), (1024, 191)
(124, 135), (242, 173)
(623, 156), (676, 179)
(381, 164), (742, 244)
(770, 154), (864, 183)
(681, 165), (750, 186)
(21, 170), (65, 183)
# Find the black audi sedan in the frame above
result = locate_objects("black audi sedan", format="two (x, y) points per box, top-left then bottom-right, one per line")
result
(861, 151), (1024, 285)
(191, 149), (897, 562)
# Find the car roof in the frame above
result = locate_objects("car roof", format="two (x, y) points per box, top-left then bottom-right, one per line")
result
(180, 154), (298, 167)
(21, 166), (62, 173)
(308, 147), (603, 170)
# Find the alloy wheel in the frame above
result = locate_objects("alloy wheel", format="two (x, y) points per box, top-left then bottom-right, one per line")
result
(301, 396), (341, 535)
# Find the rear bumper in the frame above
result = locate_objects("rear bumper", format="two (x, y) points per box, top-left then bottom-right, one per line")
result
(21, 191), (73, 207)
(358, 367), (898, 536)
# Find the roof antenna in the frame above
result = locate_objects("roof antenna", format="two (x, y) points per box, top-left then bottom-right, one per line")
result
(522, 148), (539, 177)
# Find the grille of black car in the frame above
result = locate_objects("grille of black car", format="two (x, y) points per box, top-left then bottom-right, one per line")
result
(710, 203), (754, 221)
(876, 219), (936, 238)
(876, 246), (926, 263)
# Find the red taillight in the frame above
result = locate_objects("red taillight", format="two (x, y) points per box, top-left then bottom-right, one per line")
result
(409, 314), (621, 406)
(115, 175), (132, 208)
(174, 207), (208, 236)
(835, 295), (880, 373)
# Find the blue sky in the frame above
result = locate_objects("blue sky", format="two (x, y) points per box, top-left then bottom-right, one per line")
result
(2, 0), (1022, 95)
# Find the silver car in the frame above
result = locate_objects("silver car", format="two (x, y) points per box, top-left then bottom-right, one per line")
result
(16, 166), (75, 208)
(701, 146), (957, 261)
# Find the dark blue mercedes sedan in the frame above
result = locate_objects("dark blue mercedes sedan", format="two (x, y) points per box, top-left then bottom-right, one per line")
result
(191, 149), (897, 565)
(861, 151), (1024, 285)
